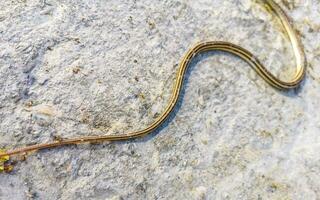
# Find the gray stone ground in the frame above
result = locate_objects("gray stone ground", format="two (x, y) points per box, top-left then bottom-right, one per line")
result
(0, 0), (319, 199)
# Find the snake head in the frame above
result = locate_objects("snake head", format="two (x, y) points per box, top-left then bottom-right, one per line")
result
(0, 149), (13, 173)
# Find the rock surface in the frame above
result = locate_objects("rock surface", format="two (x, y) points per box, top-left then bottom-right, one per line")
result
(0, 0), (319, 199)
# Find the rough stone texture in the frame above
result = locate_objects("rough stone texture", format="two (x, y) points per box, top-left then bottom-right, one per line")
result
(0, 0), (319, 199)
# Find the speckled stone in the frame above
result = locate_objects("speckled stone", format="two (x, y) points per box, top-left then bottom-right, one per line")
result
(0, 0), (319, 199)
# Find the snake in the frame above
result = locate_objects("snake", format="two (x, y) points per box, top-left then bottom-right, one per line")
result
(0, 0), (306, 161)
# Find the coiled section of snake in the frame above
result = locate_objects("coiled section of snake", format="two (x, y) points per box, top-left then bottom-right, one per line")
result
(0, 0), (306, 158)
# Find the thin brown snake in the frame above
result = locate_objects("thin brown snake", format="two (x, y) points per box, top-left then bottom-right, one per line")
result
(0, 0), (306, 168)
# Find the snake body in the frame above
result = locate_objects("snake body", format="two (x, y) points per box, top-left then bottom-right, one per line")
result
(0, 0), (306, 158)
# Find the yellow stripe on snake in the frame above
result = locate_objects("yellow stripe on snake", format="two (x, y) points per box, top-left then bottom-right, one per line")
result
(0, 0), (307, 171)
